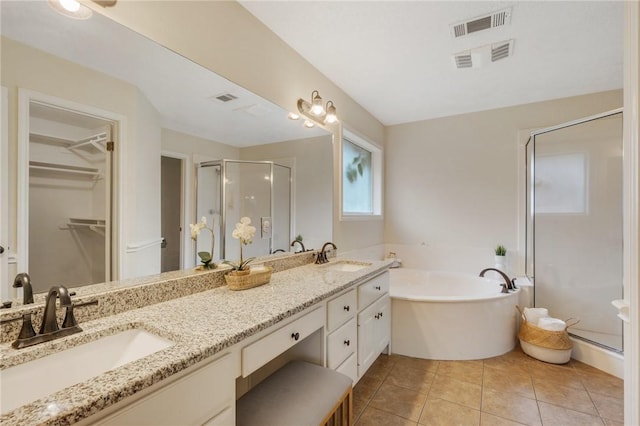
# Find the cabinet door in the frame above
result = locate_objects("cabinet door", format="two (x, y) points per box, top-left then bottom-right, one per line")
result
(373, 296), (390, 355)
(357, 300), (378, 377)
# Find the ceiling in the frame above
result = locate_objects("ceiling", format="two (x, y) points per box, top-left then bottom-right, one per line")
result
(239, 1), (624, 126)
(1, 1), (327, 147)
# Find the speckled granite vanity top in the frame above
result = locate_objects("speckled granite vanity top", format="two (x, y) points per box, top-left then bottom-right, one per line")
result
(0, 259), (392, 426)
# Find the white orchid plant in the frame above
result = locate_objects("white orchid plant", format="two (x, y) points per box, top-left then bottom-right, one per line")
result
(224, 216), (257, 272)
(190, 216), (216, 269)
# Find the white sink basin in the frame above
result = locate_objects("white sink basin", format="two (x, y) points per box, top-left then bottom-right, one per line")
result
(321, 260), (371, 272)
(0, 328), (174, 414)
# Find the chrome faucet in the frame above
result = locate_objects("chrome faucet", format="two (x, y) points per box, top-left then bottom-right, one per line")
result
(290, 239), (306, 253)
(12, 285), (82, 349)
(315, 242), (337, 264)
(479, 268), (515, 294)
(13, 273), (34, 305)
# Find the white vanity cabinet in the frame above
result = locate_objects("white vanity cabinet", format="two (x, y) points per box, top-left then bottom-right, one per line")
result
(89, 352), (237, 426)
(357, 272), (390, 377)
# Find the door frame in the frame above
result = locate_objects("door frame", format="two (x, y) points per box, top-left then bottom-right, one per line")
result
(161, 150), (191, 270)
(16, 88), (125, 284)
(1, 87), (9, 300)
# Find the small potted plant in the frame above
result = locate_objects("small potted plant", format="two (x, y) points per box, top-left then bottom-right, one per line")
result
(494, 244), (507, 272)
(224, 217), (257, 276)
(189, 216), (216, 270)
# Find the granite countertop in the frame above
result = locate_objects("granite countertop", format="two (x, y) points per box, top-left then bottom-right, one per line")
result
(0, 259), (392, 426)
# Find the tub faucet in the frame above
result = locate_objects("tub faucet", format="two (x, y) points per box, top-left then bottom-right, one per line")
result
(290, 239), (306, 253)
(479, 268), (514, 294)
(316, 242), (337, 264)
(13, 273), (34, 305)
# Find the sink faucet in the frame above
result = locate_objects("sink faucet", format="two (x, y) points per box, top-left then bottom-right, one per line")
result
(13, 273), (34, 305)
(479, 268), (515, 294)
(12, 285), (82, 349)
(290, 239), (306, 253)
(315, 242), (337, 264)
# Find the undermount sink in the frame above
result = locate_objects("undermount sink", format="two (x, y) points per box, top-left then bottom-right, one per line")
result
(321, 260), (372, 272)
(0, 328), (174, 414)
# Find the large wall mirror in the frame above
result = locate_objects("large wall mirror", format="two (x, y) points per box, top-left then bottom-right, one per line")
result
(1, 1), (333, 300)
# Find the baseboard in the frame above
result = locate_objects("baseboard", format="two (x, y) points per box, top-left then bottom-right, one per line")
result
(570, 337), (624, 379)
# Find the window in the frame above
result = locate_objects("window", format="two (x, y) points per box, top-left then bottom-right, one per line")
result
(341, 130), (382, 218)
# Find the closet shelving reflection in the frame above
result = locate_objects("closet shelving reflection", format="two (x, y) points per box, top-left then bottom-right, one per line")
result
(58, 218), (106, 236)
(28, 131), (107, 180)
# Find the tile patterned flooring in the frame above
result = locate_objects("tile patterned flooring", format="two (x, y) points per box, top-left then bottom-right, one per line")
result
(353, 347), (624, 426)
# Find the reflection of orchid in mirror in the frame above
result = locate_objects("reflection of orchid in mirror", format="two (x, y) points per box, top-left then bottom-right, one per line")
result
(224, 217), (257, 271)
(189, 216), (216, 269)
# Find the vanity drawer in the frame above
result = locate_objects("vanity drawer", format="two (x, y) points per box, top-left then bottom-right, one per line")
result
(336, 352), (357, 383)
(327, 317), (357, 369)
(358, 272), (389, 310)
(327, 289), (356, 332)
(242, 307), (324, 377)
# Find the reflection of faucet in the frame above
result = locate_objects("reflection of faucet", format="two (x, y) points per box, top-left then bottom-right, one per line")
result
(291, 239), (306, 253)
(479, 268), (515, 294)
(315, 242), (337, 264)
(12, 285), (82, 349)
(13, 273), (34, 305)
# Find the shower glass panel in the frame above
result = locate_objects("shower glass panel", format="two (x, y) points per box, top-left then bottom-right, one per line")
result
(196, 160), (291, 263)
(526, 110), (623, 352)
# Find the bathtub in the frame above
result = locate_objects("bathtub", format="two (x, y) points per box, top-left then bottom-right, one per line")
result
(390, 269), (520, 360)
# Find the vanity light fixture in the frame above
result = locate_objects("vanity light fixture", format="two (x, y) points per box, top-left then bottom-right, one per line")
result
(296, 90), (339, 126)
(48, 0), (93, 19)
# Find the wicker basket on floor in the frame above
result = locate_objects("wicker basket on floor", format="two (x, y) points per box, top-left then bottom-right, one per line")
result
(516, 305), (578, 364)
(225, 267), (272, 291)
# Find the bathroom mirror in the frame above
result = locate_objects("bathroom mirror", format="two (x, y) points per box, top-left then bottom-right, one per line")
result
(0, 1), (333, 298)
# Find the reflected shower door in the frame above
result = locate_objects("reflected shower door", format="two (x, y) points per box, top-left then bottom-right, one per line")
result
(532, 112), (623, 351)
(195, 164), (222, 263)
(272, 164), (292, 253)
(224, 161), (272, 260)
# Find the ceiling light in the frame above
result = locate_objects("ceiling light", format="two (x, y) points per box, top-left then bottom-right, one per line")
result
(48, 0), (93, 19)
(303, 120), (315, 128)
(296, 90), (339, 127)
(288, 112), (300, 120)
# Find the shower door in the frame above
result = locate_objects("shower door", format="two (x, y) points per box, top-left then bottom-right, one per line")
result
(526, 110), (623, 351)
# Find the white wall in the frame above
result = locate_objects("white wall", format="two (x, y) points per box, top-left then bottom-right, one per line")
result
(385, 90), (623, 274)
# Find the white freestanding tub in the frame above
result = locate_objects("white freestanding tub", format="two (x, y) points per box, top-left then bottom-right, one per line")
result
(390, 269), (520, 360)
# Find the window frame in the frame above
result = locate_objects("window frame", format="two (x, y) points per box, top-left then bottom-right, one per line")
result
(339, 128), (383, 221)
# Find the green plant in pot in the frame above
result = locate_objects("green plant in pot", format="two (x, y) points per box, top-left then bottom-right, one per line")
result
(495, 245), (507, 256)
(189, 216), (216, 269)
(223, 216), (257, 275)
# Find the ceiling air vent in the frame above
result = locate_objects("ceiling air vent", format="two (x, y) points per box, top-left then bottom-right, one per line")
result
(213, 93), (238, 103)
(450, 8), (512, 38)
(491, 39), (514, 62)
(454, 53), (474, 69)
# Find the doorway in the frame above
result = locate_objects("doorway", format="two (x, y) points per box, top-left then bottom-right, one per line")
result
(23, 100), (115, 292)
(160, 155), (183, 272)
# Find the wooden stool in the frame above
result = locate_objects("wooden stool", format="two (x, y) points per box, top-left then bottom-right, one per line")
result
(237, 361), (353, 426)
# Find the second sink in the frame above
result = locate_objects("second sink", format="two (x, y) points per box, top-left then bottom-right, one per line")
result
(321, 260), (372, 272)
(1, 328), (175, 414)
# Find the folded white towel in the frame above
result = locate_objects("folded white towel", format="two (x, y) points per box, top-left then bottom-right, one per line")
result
(538, 317), (567, 331)
(524, 307), (549, 324)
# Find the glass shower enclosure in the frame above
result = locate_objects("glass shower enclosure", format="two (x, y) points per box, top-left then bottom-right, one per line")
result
(196, 160), (292, 263)
(526, 109), (623, 352)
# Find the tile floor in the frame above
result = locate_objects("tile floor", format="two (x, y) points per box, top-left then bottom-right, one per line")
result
(353, 347), (624, 426)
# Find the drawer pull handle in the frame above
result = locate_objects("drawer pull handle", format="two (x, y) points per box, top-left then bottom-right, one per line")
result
(375, 286), (381, 290)
(344, 339), (350, 346)
(343, 305), (350, 312)
(291, 332), (300, 341)
(374, 314), (379, 319)
(379, 312), (383, 318)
